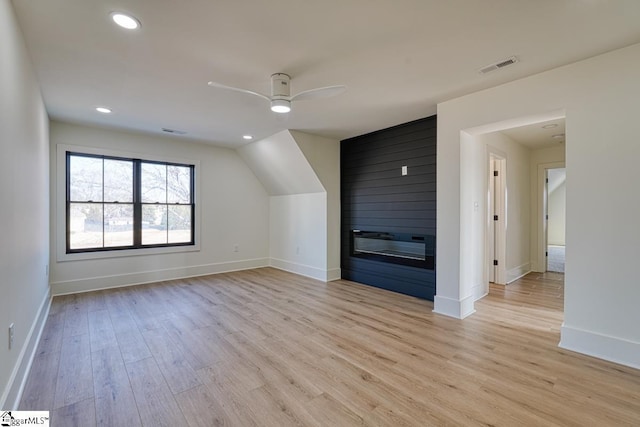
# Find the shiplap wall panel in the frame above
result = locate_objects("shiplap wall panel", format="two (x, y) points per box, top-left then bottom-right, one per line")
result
(341, 115), (437, 300)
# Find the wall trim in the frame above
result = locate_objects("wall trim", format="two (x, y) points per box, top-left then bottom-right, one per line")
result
(270, 258), (332, 282)
(560, 324), (640, 370)
(51, 258), (269, 295)
(0, 289), (51, 410)
(507, 262), (532, 284)
(433, 293), (476, 319)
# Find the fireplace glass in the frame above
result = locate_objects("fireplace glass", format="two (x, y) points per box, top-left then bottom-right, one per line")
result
(351, 230), (434, 269)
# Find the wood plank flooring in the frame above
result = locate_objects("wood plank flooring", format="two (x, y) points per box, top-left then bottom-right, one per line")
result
(20, 268), (640, 426)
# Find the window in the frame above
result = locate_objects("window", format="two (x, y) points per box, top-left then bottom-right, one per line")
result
(66, 152), (195, 253)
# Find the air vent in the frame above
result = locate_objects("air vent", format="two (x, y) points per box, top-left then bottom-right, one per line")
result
(161, 128), (187, 135)
(478, 56), (519, 74)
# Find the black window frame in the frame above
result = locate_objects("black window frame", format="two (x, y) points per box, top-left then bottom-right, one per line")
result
(66, 151), (195, 254)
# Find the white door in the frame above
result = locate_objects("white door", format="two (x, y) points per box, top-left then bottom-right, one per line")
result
(488, 153), (506, 285)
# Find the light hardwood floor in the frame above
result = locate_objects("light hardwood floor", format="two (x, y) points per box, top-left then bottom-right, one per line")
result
(20, 268), (640, 426)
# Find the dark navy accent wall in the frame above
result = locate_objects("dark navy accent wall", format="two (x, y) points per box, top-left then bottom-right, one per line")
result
(341, 115), (436, 300)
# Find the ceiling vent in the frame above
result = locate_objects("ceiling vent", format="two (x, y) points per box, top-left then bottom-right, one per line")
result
(478, 56), (519, 74)
(161, 128), (187, 135)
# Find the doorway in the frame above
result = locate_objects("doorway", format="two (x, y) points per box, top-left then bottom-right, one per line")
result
(546, 168), (566, 273)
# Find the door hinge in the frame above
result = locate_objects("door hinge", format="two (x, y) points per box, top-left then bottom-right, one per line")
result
(546, 251), (548, 257)
(546, 178), (549, 183)
(546, 214), (549, 220)
(494, 215), (499, 221)
(493, 260), (498, 266)
(494, 171), (499, 177)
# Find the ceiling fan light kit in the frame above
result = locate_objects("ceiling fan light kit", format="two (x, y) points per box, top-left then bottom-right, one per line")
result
(270, 73), (292, 113)
(208, 72), (346, 114)
(270, 99), (291, 113)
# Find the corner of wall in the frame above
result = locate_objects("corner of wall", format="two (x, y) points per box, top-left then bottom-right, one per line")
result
(507, 262), (532, 284)
(269, 258), (339, 283)
(433, 294), (476, 319)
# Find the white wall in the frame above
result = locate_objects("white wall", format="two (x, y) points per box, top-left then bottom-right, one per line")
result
(269, 193), (328, 279)
(0, 0), (50, 408)
(547, 169), (566, 246)
(238, 130), (341, 281)
(478, 132), (531, 284)
(291, 131), (341, 279)
(437, 42), (640, 368)
(458, 132), (486, 304)
(49, 121), (270, 294)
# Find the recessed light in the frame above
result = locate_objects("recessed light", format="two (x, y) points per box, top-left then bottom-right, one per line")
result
(243, 135), (253, 140)
(542, 123), (558, 129)
(111, 12), (140, 30)
(552, 133), (565, 139)
(96, 107), (112, 114)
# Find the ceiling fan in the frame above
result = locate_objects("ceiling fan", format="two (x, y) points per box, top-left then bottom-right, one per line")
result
(207, 73), (346, 113)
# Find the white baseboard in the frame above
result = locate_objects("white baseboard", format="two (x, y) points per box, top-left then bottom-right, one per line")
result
(0, 289), (51, 410)
(50, 258), (270, 295)
(269, 258), (335, 282)
(530, 259), (545, 273)
(560, 324), (640, 370)
(474, 290), (489, 302)
(433, 293), (476, 319)
(507, 262), (532, 284)
(326, 268), (342, 282)
(471, 282), (488, 301)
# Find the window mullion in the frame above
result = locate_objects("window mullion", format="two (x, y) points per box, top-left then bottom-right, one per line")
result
(102, 158), (105, 248)
(133, 160), (142, 247)
(165, 165), (169, 244)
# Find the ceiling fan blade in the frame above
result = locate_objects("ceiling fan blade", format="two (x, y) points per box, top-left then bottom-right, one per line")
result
(207, 81), (270, 102)
(290, 85), (347, 102)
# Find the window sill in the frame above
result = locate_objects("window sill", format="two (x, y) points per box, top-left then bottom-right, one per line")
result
(57, 243), (200, 262)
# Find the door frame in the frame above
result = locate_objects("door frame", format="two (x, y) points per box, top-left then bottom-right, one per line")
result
(537, 161), (565, 272)
(486, 146), (507, 286)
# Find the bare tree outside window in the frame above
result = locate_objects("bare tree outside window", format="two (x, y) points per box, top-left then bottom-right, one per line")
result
(141, 163), (192, 245)
(67, 152), (194, 252)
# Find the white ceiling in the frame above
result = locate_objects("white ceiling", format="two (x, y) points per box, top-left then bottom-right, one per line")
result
(12, 0), (640, 147)
(501, 118), (566, 150)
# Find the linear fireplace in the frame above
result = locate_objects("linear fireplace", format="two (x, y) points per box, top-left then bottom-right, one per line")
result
(351, 230), (435, 270)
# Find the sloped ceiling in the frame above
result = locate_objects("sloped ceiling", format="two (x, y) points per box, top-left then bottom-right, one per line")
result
(237, 130), (324, 196)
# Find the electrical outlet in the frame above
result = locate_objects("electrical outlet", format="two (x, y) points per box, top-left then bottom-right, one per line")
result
(296, 246), (300, 255)
(9, 323), (14, 350)
(45, 264), (49, 277)
(233, 244), (239, 252)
